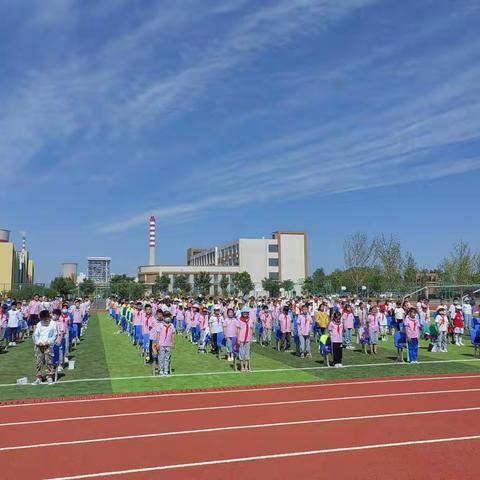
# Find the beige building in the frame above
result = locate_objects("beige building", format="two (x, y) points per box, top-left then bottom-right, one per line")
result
(0, 229), (35, 293)
(138, 231), (308, 296)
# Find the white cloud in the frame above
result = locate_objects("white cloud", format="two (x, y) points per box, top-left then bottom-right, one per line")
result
(100, 49), (480, 233)
(0, 0), (377, 180)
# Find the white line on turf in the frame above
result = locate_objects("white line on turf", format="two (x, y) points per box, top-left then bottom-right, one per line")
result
(2, 406), (479, 452)
(1, 358), (478, 389)
(1, 387), (479, 427)
(1, 373), (480, 409)
(43, 434), (480, 479)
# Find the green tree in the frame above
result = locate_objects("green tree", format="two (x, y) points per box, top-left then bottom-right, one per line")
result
(439, 240), (475, 285)
(130, 282), (146, 299)
(302, 276), (316, 295)
(110, 275), (135, 290)
(231, 272), (254, 295)
(8, 284), (48, 300)
(194, 272), (211, 296)
(219, 275), (230, 296)
(262, 278), (281, 297)
(174, 275), (191, 295)
(344, 232), (376, 292)
(374, 234), (404, 292)
(50, 277), (76, 298)
(311, 268), (326, 289)
(281, 279), (295, 296)
(79, 279), (95, 297)
(154, 275), (171, 295)
(403, 252), (418, 292)
(109, 274), (143, 299)
(363, 266), (383, 293)
(326, 269), (346, 292)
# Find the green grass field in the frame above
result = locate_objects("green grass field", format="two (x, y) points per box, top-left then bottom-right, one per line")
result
(0, 312), (479, 402)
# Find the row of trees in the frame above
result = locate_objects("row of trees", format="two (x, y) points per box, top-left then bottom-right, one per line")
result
(8, 277), (96, 300)
(152, 272), (255, 297)
(301, 234), (480, 296)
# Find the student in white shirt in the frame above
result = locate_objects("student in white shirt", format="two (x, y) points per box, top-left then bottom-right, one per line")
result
(7, 302), (22, 346)
(32, 310), (58, 385)
(463, 301), (473, 331)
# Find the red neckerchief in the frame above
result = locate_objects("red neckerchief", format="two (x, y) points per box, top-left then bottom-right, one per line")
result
(410, 318), (417, 331)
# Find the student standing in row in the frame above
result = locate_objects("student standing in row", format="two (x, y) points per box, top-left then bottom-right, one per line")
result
(156, 312), (175, 376)
(328, 312), (343, 368)
(404, 308), (420, 363)
(236, 307), (254, 373)
(278, 306), (293, 352)
(298, 305), (313, 358)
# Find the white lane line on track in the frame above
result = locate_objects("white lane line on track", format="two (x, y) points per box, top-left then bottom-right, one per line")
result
(1, 387), (480, 427)
(2, 406), (480, 452)
(44, 434), (480, 479)
(2, 373), (480, 409)
(1, 358), (479, 389)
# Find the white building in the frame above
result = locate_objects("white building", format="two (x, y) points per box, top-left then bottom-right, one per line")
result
(87, 257), (111, 286)
(138, 231), (308, 296)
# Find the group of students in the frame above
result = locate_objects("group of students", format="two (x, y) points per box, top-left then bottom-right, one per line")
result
(107, 294), (480, 372)
(0, 294), (91, 384)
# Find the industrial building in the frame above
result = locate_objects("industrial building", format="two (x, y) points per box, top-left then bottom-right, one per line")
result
(61, 263), (78, 283)
(87, 257), (111, 286)
(0, 229), (35, 293)
(138, 218), (307, 296)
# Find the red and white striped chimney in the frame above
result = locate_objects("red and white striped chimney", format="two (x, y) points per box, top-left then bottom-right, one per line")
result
(149, 216), (156, 265)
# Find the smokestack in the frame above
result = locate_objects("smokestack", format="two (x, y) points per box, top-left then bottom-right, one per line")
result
(149, 216), (156, 265)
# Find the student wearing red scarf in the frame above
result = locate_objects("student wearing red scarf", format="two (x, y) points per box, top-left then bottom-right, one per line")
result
(235, 307), (254, 373)
(328, 312), (344, 367)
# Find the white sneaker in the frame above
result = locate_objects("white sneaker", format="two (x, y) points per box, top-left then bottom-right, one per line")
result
(47, 378), (54, 385)
(57, 366), (63, 372)
(32, 378), (42, 385)
(12, 342), (16, 346)
(8, 342), (13, 347)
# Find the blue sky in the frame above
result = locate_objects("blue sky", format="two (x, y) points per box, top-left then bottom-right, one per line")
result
(1, 0), (480, 283)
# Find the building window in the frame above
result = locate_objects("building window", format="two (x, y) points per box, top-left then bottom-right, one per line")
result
(269, 272), (279, 280)
(268, 244), (278, 253)
(268, 258), (279, 267)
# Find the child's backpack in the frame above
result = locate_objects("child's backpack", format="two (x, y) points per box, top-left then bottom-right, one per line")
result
(429, 322), (438, 341)
(275, 323), (282, 341)
(319, 334), (331, 355)
(257, 320), (263, 337)
(359, 327), (370, 345)
(470, 327), (480, 346)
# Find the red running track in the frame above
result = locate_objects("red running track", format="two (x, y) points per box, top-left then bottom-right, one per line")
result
(1, 373), (480, 479)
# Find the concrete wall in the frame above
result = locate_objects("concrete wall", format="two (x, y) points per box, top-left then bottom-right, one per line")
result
(278, 232), (307, 288)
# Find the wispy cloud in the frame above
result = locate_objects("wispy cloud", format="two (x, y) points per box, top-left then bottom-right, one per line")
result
(0, 0), (377, 181)
(100, 36), (480, 232)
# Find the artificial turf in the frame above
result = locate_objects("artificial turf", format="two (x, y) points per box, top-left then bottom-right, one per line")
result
(0, 312), (479, 401)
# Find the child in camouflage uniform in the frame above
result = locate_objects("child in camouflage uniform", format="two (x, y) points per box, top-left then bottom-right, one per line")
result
(32, 310), (58, 385)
